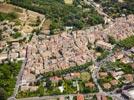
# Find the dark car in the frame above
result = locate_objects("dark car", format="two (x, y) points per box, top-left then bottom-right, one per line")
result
(116, 89), (122, 93)
(123, 85), (134, 90)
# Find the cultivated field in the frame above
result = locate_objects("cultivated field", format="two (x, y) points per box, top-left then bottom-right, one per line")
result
(0, 3), (18, 13)
(0, 3), (45, 34)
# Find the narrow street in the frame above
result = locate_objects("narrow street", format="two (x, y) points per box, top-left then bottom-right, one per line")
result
(38, 17), (46, 30)
(91, 49), (114, 92)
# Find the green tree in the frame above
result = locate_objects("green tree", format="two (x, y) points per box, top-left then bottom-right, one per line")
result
(0, 88), (7, 100)
(0, 30), (2, 40)
(10, 0), (104, 34)
(95, 46), (104, 52)
(108, 36), (116, 44)
(46, 79), (52, 89)
(11, 32), (22, 39)
(37, 85), (44, 96)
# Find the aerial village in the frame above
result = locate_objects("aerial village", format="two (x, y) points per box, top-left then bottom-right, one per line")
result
(0, 1), (134, 100)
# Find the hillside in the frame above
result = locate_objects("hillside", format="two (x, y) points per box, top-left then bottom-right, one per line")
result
(10, 0), (104, 33)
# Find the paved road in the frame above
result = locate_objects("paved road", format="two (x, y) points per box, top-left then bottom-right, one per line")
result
(91, 49), (128, 100)
(91, 48), (114, 91)
(90, 45), (128, 100)
(84, 0), (114, 24)
(38, 17), (46, 30)
(8, 46), (28, 100)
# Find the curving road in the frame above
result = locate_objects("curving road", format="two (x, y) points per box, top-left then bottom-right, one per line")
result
(8, 46), (28, 100)
(84, 0), (114, 24)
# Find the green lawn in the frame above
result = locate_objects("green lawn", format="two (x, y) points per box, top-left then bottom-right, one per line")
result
(118, 35), (134, 48)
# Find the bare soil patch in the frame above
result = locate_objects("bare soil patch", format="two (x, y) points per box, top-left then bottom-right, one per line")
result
(42, 19), (51, 30)
(64, 0), (73, 4)
(0, 3), (22, 13)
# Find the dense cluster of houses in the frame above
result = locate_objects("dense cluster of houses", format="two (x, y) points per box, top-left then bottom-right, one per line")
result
(20, 15), (134, 92)
(0, 8), (134, 97)
(0, 41), (26, 63)
(104, 15), (134, 40)
(0, 21), (28, 63)
(0, 5), (44, 63)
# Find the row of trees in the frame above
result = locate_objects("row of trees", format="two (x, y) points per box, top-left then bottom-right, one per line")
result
(41, 61), (93, 78)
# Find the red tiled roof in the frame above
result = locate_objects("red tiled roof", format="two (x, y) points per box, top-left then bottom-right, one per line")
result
(110, 80), (118, 86)
(77, 94), (84, 100)
(124, 74), (133, 82)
